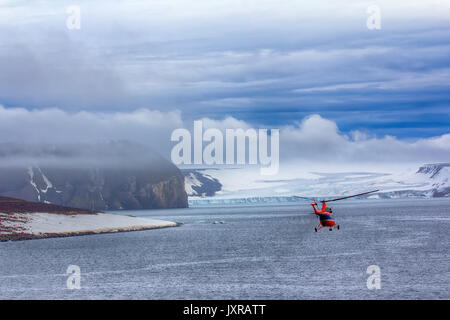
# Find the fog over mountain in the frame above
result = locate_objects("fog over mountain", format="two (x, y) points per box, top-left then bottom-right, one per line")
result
(0, 141), (169, 169)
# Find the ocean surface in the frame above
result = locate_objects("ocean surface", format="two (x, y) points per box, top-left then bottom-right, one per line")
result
(0, 198), (449, 299)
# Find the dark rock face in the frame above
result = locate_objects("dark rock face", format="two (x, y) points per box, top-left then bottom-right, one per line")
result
(416, 163), (450, 178)
(182, 169), (222, 197)
(0, 164), (188, 211)
(431, 187), (450, 198)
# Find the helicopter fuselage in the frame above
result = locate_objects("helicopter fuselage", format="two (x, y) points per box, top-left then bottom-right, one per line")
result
(311, 202), (339, 231)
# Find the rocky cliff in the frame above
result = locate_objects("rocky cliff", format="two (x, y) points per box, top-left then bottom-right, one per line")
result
(0, 143), (188, 210)
(0, 165), (187, 210)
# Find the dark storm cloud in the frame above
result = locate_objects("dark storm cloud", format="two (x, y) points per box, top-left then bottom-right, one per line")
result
(0, 106), (182, 159)
(0, 31), (126, 109)
(0, 141), (170, 169)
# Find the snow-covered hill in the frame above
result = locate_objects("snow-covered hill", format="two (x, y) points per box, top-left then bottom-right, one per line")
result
(183, 163), (450, 205)
(416, 163), (450, 196)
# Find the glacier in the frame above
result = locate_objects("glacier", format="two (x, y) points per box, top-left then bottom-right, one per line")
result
(183, 163), (450, 206)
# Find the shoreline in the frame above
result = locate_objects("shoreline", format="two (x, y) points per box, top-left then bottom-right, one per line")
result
(1, 222), (181, 242)
(0, 212), (179, 242)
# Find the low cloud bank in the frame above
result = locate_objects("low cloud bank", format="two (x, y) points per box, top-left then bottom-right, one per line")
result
(281, 114), (450, 165)
(0, 106), (448, 169)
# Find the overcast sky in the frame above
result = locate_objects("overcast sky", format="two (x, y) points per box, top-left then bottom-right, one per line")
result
(0, 0), (449, 169)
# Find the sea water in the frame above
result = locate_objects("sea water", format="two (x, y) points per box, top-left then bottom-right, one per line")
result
(0, 198), (449, 299)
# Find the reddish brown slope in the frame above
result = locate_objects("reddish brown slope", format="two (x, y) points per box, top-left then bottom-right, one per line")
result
(0, 196), (98, 215)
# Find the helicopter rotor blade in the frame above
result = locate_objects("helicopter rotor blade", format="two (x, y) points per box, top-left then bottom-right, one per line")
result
(292, 195), (318, 202)
(320, 190), (379, 203)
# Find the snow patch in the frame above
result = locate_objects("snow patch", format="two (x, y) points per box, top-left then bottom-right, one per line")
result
(28, 213), (176, 234)
(0, 212), (177, 239)
(38, 167), (53, 193)
(185, 173), (202, 196)
(27, 167), (40, 201)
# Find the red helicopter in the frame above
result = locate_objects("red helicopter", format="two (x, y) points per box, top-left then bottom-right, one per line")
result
(305, 190), (379, 232)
